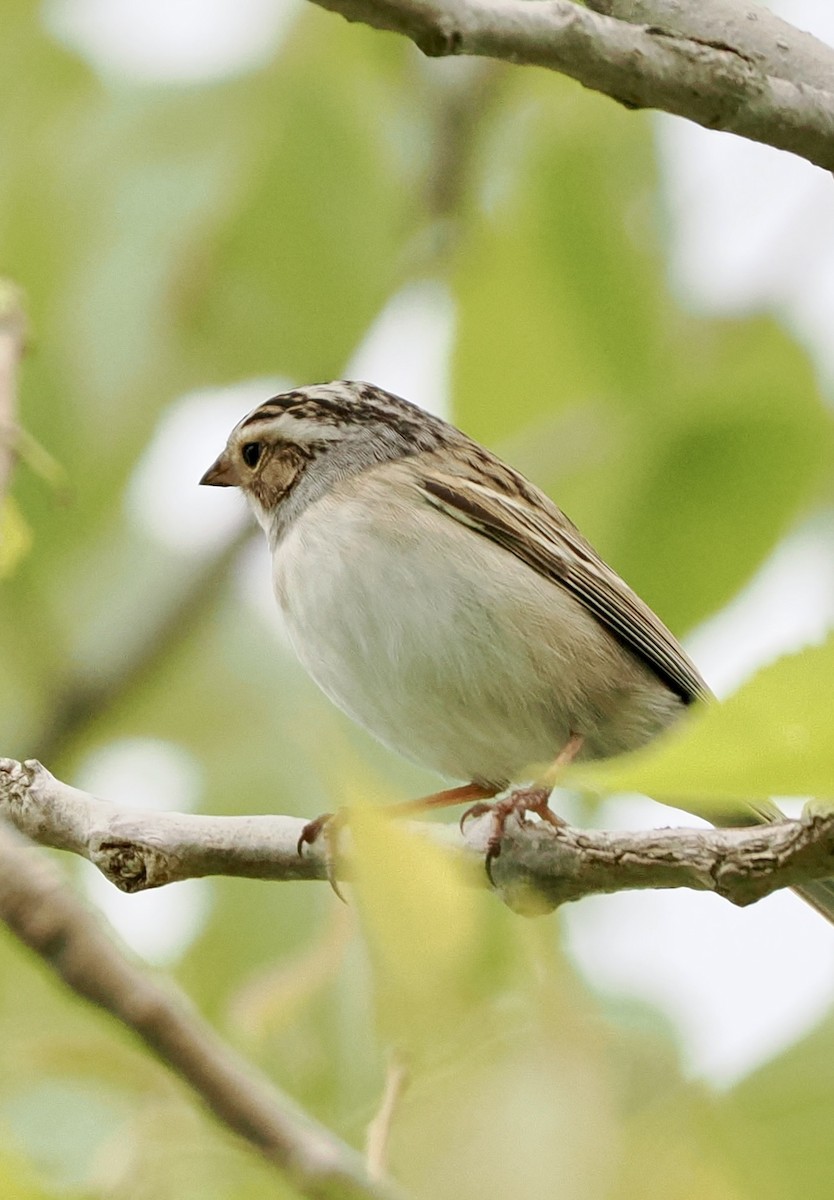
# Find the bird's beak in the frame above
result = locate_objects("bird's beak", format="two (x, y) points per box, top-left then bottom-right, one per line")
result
(200, 451), (239, 488)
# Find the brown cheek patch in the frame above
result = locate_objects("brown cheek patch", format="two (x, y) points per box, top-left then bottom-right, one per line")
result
(252, 449), (306, 508)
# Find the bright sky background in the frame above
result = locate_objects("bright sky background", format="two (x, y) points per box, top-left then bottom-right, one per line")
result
(44, 0), (834, 1087)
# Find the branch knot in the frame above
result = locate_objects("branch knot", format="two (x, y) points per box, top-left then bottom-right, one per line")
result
(94, 840), (154, 892)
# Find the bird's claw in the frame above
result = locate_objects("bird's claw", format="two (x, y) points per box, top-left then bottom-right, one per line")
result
(297, 812), (334, 856)
(460, 786), (565, 886)
(459, 801), (494, 833)
(297, 810), (347, 902)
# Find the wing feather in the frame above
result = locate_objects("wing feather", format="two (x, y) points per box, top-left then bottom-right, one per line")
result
(418, 470), (710, 706)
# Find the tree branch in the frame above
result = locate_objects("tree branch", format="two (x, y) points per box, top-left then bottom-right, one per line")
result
(586, 0), (834, 92)
(4, 757), (834, 916)
(304, 0), (834, 171)
(0, 811), (403, 1200)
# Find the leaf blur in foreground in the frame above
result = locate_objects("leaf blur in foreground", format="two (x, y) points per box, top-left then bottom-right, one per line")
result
(0, 497), (31, 577)
(349, 801), (485, 1053)
(572, 636), (834, 806)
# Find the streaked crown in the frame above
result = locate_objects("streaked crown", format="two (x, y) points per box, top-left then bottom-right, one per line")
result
(235, 380), (451, 449)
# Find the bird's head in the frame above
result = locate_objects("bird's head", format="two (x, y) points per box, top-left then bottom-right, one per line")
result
(200, 380), (452, 538)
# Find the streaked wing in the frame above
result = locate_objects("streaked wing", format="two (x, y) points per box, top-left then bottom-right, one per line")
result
(418, 469), (710, 705)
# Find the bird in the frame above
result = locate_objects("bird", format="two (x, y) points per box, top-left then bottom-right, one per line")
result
(200, 380), (834, 923)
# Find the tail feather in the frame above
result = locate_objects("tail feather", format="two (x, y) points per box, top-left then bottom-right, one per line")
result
(792, 880), (834, 926)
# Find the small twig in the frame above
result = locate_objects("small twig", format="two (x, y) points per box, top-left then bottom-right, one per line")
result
(0, 817), (403, 1200)
(366, 1054), (410, 1180)
(303, 0), (834, 171)
(4, 758), (834, 915)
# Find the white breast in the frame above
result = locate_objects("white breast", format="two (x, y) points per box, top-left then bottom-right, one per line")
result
(271, 465), (680, 787)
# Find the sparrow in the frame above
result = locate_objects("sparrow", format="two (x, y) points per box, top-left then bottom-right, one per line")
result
(201, 381), (834, 921)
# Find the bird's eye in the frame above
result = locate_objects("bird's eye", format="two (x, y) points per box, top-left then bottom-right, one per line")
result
(242, 442), (262, 468)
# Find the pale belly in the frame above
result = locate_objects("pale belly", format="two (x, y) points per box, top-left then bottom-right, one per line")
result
(272, 481), (681, 788)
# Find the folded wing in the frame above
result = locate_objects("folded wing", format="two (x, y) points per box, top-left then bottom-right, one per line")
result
(419, 470), (710, 706)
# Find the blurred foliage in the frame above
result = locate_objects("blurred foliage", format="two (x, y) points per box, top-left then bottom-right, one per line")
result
(575, 635), (834, 807)
(2, 0), (834, 1196)
(0, 497), (31, 577)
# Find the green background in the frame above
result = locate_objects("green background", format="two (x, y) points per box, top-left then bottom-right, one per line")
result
(3, 1), (834, 1195)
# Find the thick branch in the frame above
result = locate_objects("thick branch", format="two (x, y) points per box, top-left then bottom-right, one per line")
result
(304, 0), (834, 170)
(0, 813), (402, 1200)
(586, 0), (834, 92)
(4, 757), (834, 915)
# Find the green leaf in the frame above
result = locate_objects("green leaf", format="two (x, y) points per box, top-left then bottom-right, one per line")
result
(572, 636), (834, 807)
(349, 799), (485, 1052)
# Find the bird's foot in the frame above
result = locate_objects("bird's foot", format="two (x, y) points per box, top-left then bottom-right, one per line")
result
(460, 732), (584, 884)
(297, 810), (348, 901)
(460, 786), (566, 884)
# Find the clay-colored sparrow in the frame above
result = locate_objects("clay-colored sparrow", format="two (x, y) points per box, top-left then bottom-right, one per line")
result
(201, 381), (834, 921)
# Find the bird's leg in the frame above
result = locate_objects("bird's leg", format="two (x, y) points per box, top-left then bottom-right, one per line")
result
(461, 733), (585, 883)
(390, 781), (499, 815)
(540, 731), (586, 787)
(296, 782), (499, 899)
(298, 781), (497, 853)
